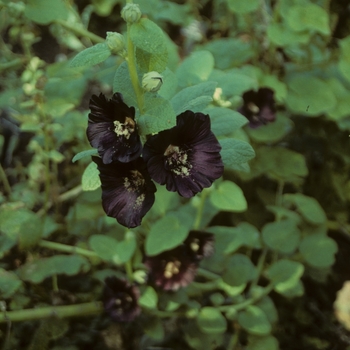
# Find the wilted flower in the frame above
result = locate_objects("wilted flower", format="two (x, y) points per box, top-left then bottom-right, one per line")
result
(142, 111), (224, 198)
(144, 246), (197, 291)
(184, 231), (214, 261)
(121, 3), (141, 23)
(144, 232), (214, 291)
(87, 93), (142, 164)
(142, 71), (163, 92)
(103, 276), (141, 322)
(92, 156), (156, 228)
(239, 87), (276, 128)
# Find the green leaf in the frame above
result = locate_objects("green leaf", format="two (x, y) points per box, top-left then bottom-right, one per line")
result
(238, 306), (271, 335)
(144, 317), (164, 340)
(255, 296), (279, 324)
(82, 162), (101, 191)
(0, 269), (23, 298)
(70, 43), (111, 68)
(145, 215), (189, 256)
(222, 254), (257, 286)
(197, 307), (227, 334)
(265, 259), (304, 294)
(286, 4), (330, 35)
(283, 193), (326, 225)
(89, 235), (119, 261)
(138, 95), (176, 135)
(210, 181), (247, 212)
(139, 286), (158, 309)
(24, 0), (68, 24)
(0, 207), (43, 249)
(267, 23), (311, 47)
(327, 78), (350, 120)
(203, 107), (248, 137)
(171, 81), (217, 115)
(176, 51), (214, 87)
(202, 38), (254, 70)
(258, 146), (308, 183)
(222, 223), (261, 254)
(17, 255), (90, 283)
(220, 138), (255, 170)
(246, 113), (293, 143)
(112, 231), (137, 265)
(113, 62), (138, 107)
(285, 75), (336, 116)
(158, 68), (178, 100)
(262, 219), (301, 254)
(299, 234), (338, 268)
(72, 149), (98, 163)
(246, 335), (279, 350)
(214, 69), (258, 98)
(130, 18), (168, 72)
(226, 0), (260, 14)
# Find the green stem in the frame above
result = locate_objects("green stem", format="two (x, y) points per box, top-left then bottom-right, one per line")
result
(218, 283), (274, 312)
(125, 260), (134, 281)
(54, 19), (104, 44)
(39, 240), (99, 259)
(0, 163), (11, 196)
(52, 275), (59, 292)
(0, 58), (24, 72)
(0, 302), (103, 323)
(196, 267), (221, 280)
(249, 247), (267, 291)
(126, 23), (144, 112)
(228, 329), (240, 350)
(276, 179), (284, 208)
(193, 189), (209, 230)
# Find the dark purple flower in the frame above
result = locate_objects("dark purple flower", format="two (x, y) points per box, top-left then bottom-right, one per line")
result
(103, 277), (141, 322)
(144, 246), (197, 291)
(184, 231), (214, 261)
(142, 111), (224, 198)
(92, 156), (156, 228)
(239, 87), (276, 128)
(87, 93), (142, 164)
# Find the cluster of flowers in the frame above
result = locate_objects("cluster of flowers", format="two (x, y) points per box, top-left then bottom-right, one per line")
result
(103, 230), (214, 322)
(87, 92), (224, 228)
(87, 92), (223, 321)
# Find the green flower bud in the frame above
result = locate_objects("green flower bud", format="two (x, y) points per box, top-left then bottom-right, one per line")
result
(106, 32), (125, 54)
(142, 71), (163, 92)
(121, 3), (142, 24)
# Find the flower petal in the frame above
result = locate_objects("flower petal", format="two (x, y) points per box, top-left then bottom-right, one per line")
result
(87, 93), (142, 163)
(93, 156), (156, 228)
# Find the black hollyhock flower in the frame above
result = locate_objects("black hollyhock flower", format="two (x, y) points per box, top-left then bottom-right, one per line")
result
(103, 277), (141, 322)
(239, 87), (276, 128)
(144, 246), (198, 291)
(142, 111), (224, 198)
(184, 231), (214, 261)
(92, 156), (156, 228)
(87, 93), (142, 164)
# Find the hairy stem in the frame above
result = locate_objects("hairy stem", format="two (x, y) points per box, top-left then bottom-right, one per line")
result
(126, 23), (144, 113)
(54, 19), (104, 44)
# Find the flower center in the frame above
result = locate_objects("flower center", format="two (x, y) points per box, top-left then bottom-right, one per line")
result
(164, 260), (181, 279)
(247, 102), (260, 114)
(190, 238), (200, 252)
(124, 170), (145, 192)
(114, 292), (133, 314)
(164, 144), (192, 177)
(113, 116), (135, 139)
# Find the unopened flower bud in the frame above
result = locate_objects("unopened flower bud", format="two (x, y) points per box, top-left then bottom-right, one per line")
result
(106, 32), (125, 54)
(142, 71), (163, 92)
(121, 3), (141, 24)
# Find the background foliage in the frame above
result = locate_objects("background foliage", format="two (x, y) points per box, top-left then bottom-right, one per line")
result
(1, 0), (350, 349)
